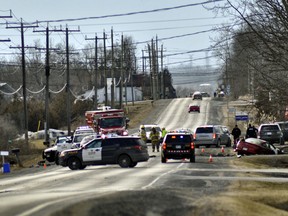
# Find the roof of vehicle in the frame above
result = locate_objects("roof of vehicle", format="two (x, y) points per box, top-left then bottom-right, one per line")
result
(193, 91), (201, 95)
(259, 123), (281, 129)
(244, 138), (267, 145)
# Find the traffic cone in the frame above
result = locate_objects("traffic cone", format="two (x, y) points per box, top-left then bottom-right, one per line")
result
(221, 146), (225, 153)
(43, 163), (47, 169)
(209, 154), (213, 162)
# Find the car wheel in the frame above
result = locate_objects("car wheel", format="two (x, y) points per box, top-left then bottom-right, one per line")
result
(190, 155), (195, 163)
(55, 153), (59, 165)
(118, 155), (132, 168)
(129, 162), (137, 168)
(79, 165), (87, 170)
(161, 155), (167, 163)
(67, 157), (81, 170)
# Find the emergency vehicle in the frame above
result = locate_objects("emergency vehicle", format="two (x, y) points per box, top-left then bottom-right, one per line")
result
(85, 108), (129, 136)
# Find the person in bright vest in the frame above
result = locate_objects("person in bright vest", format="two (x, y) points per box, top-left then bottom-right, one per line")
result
(140, 125), (147, 143)
(150, 127), (160, 152)
(160, 127), (167, 143)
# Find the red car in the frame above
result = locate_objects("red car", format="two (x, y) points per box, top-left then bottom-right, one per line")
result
(235, 138), (280, 155)
(188, 104), (200, 113)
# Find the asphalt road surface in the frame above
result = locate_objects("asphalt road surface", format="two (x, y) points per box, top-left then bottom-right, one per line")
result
(0, 98), (287, 216)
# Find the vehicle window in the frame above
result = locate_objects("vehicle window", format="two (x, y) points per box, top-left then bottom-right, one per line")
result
(145, 127), (152, 131)
(196, 127), (213, 133)
(102, 139), (118, 147)
(165, 135), (191, 143)
(261, 125), (279, 131)
(87, 140), (102, 148)
(99, 117), (124, 128)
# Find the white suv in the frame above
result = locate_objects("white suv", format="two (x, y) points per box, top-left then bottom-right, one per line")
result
(139, 124), (161, 143)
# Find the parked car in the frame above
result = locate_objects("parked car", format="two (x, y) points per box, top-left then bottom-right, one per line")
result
(188, 104), (200, 113)
(74, 125), (95, 135)
(235, 138), (281, 155)
(257, 123), (284, 145)
(201, 92), (210, 97)
(161, 132), (195, 163)
(193, 125), (231, 147)
(59, 136), (149, 170)
(275, 121), (288, 142)
(139, 124), (161, 143)
(192, 91), (202, 100)
(71, 132), (97, 148)
(42, 136), (72, 164)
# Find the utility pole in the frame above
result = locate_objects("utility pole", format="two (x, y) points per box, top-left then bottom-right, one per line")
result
(34, 25), (61, 146)
(155, 35), (159, 100)
(161, 44), (164, 99)
(103, 31), (108, 106)
(111, 28), (115, 108)
(7, 19), (38, 147)
(86, 34), (99, 109)
(119, 34), (124, 108)
(65, 26), (80, 136)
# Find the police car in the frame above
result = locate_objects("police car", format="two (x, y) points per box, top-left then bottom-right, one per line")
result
(42, 136), (72, 164)
(58, 136), (149, 170)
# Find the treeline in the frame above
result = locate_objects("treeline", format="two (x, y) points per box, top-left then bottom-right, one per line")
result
(214, 0), (288, 122)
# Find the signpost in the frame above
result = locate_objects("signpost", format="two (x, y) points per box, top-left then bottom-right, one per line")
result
(235, 112), (249, 121)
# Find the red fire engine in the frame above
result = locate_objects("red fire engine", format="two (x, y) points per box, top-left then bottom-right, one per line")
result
(85, 108), (129, 136)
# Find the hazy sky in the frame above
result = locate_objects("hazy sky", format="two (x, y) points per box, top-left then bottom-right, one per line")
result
(0, 0), (231, 69)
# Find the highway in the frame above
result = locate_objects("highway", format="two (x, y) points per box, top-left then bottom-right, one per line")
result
(0, 98), (287, 216)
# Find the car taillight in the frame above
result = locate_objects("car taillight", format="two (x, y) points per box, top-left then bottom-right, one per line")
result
(162, 142), (167, 150)
(133, 145), (142, 150)
(213, 133), (216, 139)
(193, 133), (196, 139)
(190, 142), (195, 149)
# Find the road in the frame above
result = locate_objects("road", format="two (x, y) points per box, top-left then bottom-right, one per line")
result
(0, 98), (287, 216)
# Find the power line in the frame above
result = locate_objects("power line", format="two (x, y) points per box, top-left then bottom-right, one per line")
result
(34, 1), (224, 24)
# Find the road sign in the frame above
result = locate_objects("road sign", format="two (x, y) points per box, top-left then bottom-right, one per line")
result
(235, 115), (249, 121)
(0, 151), (9, 156)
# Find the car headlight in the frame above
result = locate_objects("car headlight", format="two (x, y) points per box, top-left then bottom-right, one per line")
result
(59, 151), (67, 157)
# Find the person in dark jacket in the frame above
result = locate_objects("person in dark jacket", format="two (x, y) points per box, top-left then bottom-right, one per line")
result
(231, 125), (241, 144)
(246, 124), (257, 138)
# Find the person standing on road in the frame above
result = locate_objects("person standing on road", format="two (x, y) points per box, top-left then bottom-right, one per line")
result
(160, 127), (167, 143)
(231, 125), (241, 146)
(150, 127), (160, 152)
(246, 124), (257, 138)
(140, 125), (147, 143)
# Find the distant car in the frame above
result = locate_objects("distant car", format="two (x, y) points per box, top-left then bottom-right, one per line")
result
(42, 136), (72, 164)
(218, 91), (225, 97)
(139, 124), (161, 143)
(275, 121), (288, 142)
(235, 138), (280, 155)
(188, 104), (200, 113)
(192, 91), (202, 100)
(71, 132), (97, 148)
(161, 132), (195, 163)
(201, 92), (210, 97)
(193, 125), (231, 147)
(59, 136), (149, 170)
(74, 126), (95, 135)
(258, 123), (284, 145)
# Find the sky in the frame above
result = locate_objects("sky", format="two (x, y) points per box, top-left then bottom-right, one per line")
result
(0, 0), (233, 91)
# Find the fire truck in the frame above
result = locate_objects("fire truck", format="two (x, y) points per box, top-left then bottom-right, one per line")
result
(85, 107), (129, 136)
